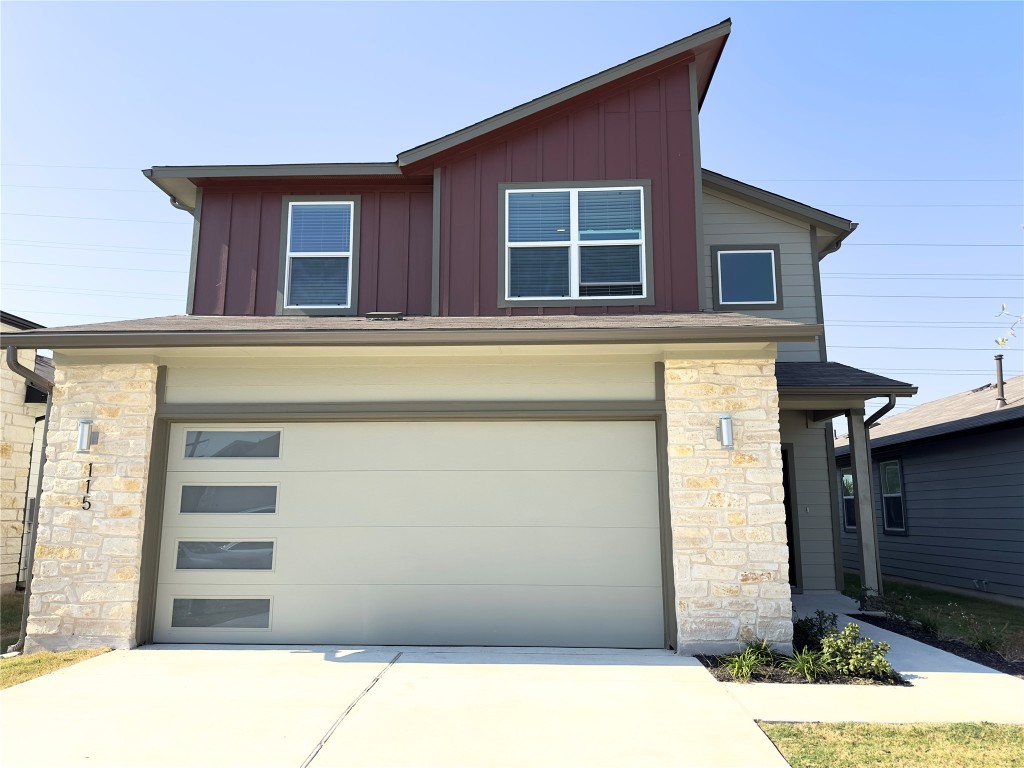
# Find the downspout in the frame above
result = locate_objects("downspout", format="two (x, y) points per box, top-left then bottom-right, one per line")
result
(864, 395), (896, 429)
(14, 414), (45, 590)
(4, 346), (53, 654)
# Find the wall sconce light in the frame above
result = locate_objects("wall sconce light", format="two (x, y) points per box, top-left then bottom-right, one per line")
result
(77, 420), (96, 452)
(717, 415), (734, 450)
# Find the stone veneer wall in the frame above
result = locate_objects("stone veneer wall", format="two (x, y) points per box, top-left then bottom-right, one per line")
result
(1, 347), (44, 594)
(665, 358), (792, 654)
(25, 362), (158, 652)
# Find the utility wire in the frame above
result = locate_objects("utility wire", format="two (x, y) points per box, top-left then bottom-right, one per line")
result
(1, 213), (189, 224)
(1, 184), (150, 193)
(824, 294), (1019, 299)
(1, 259), (188, 274)
(2, 238), (185, 253)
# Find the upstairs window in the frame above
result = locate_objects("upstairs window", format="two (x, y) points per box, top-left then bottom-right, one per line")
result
(502, 184), (651, 304)
(282, 199), (358, 313)
(879, 459), (907, 534)
(712, 246), (783, 310)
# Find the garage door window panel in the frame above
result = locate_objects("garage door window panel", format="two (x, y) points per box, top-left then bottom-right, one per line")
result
(176, 541), (275, 571)
(179, 485), (279, 515)
(170, 598), (272, 629)
(183, 430), (281, 459)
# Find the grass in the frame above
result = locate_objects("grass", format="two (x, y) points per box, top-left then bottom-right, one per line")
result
(1, 592), (25, 653)
(0, 647), (109, 690)
(760, 722), (1024, 768)
(844, 574), (1024, 660)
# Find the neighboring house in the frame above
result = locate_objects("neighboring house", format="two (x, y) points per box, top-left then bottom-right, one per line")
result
(1, 20), (917, 655)
(0, 311), (51, 594)
(836, 372), (1024, 600)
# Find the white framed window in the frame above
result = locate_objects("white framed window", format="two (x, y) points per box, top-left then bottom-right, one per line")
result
(879, 459), (907, 534)
(503, 186), (648, 301)
(711, 246), (782, 309)
(284, 200), (354, 308)
(182, 429), (281, 459)
(839, 468), (856, 531)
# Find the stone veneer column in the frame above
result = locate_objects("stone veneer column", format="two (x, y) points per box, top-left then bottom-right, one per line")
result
(665, 358), (792, 655)
(25, 361), (158, 652)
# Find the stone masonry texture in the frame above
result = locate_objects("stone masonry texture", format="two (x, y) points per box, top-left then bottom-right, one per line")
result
(665, 358), (793, 654)
(1, 346), (44, 595)
(24, 361), (158, 652)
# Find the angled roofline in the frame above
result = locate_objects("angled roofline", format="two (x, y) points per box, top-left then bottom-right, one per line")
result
(396, 19), (732, 168)
(0, 311), (44, 331)
(701, 170), (858, 256)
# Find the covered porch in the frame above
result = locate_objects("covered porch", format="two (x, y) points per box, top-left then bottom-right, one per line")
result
(775, 362), (916, 597)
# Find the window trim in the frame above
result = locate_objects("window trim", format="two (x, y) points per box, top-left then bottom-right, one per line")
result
(879, 458), (908, 535)
(839, 467), (856, 532)
(180, 429), (283, 460)
(277, 195), (361, 316)
(497, 180), (655, 308)
(710, 245), (784, 311)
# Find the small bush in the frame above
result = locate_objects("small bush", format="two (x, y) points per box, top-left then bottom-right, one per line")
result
(820, 623), (899, 683)
(792, 610), (838, 652)
(781, 647), (832, 682)
(721, 647), (765, 682)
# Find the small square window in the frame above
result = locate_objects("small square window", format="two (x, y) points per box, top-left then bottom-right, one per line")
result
(712, 247), (783, 310)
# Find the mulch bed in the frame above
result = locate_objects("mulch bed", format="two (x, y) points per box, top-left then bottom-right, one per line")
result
(849, 613), (1024, 681)
(696, 655), (908, 686)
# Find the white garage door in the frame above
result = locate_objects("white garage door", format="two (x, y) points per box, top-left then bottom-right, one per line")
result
(153, 421), (665, 648)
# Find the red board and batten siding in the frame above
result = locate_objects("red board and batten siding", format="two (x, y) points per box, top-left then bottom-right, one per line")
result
(191, 183), (433, 316)
(436, 61), (699, 316)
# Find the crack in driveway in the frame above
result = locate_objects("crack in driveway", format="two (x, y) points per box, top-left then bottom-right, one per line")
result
(300, 651), (403, 767)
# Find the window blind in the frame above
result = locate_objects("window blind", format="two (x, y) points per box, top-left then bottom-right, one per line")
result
(289, 256), (349, 306)
(289, 204), (352, 253)
(578, 189), (641, 241)
(509, 247), (571, 297)
(508, 192), (570, 243)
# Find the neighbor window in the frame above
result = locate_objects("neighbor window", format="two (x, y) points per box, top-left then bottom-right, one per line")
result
(282, 199), (358, 312)
(502, 185), (649, 302)
(712, 247), (782, 309)
(839, 469), (856, 531)
(879, 459), (907, 534)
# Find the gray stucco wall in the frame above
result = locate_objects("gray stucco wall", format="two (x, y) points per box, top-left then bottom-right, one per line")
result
(839, 422), (1024, 599)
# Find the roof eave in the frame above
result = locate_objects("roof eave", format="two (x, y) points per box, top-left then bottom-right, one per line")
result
(778, 385), (918, 397)
(2, 322), (821, 351)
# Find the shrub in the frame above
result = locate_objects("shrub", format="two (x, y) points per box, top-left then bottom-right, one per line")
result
(721, 646), (768, 682)
(820, 623), (899, 683)
(780, 647), (832, 682)
(792, 610), (838, 652)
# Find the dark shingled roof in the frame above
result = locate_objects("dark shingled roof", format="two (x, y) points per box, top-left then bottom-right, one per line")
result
(0, 312), (822, 349)
(835, 375), (1024, 456)
(775, 362), (915, 394)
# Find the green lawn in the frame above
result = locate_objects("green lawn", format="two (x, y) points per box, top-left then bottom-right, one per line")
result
(844, 574), (1024, 661)
(761, 722), (1024, 768)
(0, 648), (109, 689)
(1, 592), (24, 653)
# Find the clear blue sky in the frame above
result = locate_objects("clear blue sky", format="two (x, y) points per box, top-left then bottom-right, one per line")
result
(2, 1), (1022, 418)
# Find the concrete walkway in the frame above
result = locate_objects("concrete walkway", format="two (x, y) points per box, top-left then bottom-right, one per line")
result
(728, 593), (1024, 724)
(0, 645), (788, 768)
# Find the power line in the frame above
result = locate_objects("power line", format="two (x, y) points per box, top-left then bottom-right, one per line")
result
(817, 204), (1022, 208)
(839, 243), (1022, 247)
(832, 345), (1022, 351)
(743, 178), (1024, 182)
(1, 213), (189, 225)
(3, 285), (182, 300)
(822, 275), (1021, 281)
(1, 259), (187, 274)
(824, 294), (1019, 299)
(2, 238), (185, 253)
(0, 163), (139, 170)
(0, 309), (134, 319)
(1, 184), (149, 193)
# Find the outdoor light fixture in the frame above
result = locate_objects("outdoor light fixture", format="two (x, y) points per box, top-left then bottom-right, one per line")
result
(77, 420), (95, 453)
(717, 415), (734, 450)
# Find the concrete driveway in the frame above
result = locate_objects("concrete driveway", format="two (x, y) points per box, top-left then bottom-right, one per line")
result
(0, 645), (786, 768)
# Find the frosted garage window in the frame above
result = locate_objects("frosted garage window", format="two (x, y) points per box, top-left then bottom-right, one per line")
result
(714, 248), (781, 308)
(176, 541), (274, 571)
(171, 598), (270, 628)
(183, 430), (280, 458)
(180, 485), (277, 515)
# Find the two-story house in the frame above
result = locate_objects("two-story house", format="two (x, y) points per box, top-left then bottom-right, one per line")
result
(4, 20), (916, 655)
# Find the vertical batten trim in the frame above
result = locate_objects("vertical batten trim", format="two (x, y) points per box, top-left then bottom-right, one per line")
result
(689, 63), (707, 311)
(810, 225), (828, 361)
(431, 167), (441, 316)
(185, 188), (203, 315)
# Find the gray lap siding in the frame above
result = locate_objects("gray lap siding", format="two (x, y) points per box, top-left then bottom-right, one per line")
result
(839, 423), (1024, 599)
